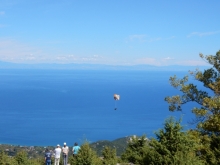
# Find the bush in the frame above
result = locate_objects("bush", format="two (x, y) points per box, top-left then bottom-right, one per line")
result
(121, 135), (148, 165)
(143, 117), (204, 165)
(102, 146), (118, 165)
(69, 142), (102, 165)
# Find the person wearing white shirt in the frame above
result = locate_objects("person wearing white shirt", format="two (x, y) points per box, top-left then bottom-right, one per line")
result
(54, 144), (61, 165)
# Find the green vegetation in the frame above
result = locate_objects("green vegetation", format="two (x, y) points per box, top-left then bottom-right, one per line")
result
(69, 142), (102, 165)
(121, 118), (205, 165)
(165, 50), (220, 164)
(121, 135), (148, 164)
(102, 146), (118, 165)
(90, 137), (129, 156)
(1, 50), (220, 164)
(145, 118), (204, 165)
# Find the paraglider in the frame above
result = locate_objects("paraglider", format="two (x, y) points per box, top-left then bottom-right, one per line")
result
(113, 94), (120, 110)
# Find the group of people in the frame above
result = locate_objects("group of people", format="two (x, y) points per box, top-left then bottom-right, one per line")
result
(45, 142), (81, 165)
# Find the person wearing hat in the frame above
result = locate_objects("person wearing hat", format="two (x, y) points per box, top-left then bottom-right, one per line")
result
(62, 142), (69, 165)
(54, 144), (61, 165)
(45, 148), (52, 165)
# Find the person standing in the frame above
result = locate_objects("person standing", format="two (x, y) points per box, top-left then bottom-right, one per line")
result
(45, 148), (52, 165)
(54, 144), (61, 165)
(62, 142), (69, 165)
(72, 142), (80, 157)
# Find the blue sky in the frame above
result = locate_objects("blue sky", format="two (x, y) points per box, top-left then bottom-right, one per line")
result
(0, 0), (220, 66)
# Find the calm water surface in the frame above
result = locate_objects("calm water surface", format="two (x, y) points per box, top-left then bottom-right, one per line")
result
(0, 69), (197, 146)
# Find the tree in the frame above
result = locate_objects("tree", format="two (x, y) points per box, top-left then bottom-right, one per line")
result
(0, 151), (18, 165)
(69, 142), (102, 165)
(144, 117), (204, 165)
(165, 50), (220, 134)
(102, 146), (118, 165)
(121, 135), (149, 165)
(14, 151), (28, 165)
(165, 50), (220, 164)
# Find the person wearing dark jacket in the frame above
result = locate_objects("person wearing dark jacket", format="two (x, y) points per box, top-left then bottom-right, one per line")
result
(45, 148), (52, 165)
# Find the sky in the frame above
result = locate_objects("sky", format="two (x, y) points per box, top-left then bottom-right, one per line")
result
(0, 0), (220, 66)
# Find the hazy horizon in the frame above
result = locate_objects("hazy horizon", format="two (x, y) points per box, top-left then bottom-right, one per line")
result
(0, 60), (210, 71)
(0, 0), (220, 66)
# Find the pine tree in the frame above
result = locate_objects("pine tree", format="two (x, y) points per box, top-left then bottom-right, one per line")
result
(144, 117), (204, 165)
(165, 50), (220, 164)
(70, 142), (102, 165)
(14, 151), (28, 165)
(121, 135), (148, 165)
(102, 146), (118, 165)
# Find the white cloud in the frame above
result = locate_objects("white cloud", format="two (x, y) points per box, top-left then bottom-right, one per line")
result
(0, 38), (50, 63)
(164, 57), (174, 60)
(0, 38), (208, 67)
(80, 55), (105, 62)
(187, 31), (220, 37)
(54, 54), (105, 64)
(0, 38), (109, 64)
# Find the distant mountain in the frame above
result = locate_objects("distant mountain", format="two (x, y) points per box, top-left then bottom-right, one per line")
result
(90, 136), (130, 156)
(0, 61), (209, 71)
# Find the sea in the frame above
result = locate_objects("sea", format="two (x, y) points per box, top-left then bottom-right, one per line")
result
(0, 69), (201, 147)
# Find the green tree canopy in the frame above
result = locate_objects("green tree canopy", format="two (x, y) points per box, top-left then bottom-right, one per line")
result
(165, 50), (220, 164)
(121, 135), (149, 165)
(144, 117), (203, 165)
(70, 142), (102, 165)
(102, 146), (118, 165)
(165, 50), (220, 134)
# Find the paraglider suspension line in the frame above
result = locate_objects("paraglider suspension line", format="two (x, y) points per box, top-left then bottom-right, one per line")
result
(114, 101), (117, 110)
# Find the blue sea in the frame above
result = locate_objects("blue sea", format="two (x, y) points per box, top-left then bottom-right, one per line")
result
(0, 69), (199, 147)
